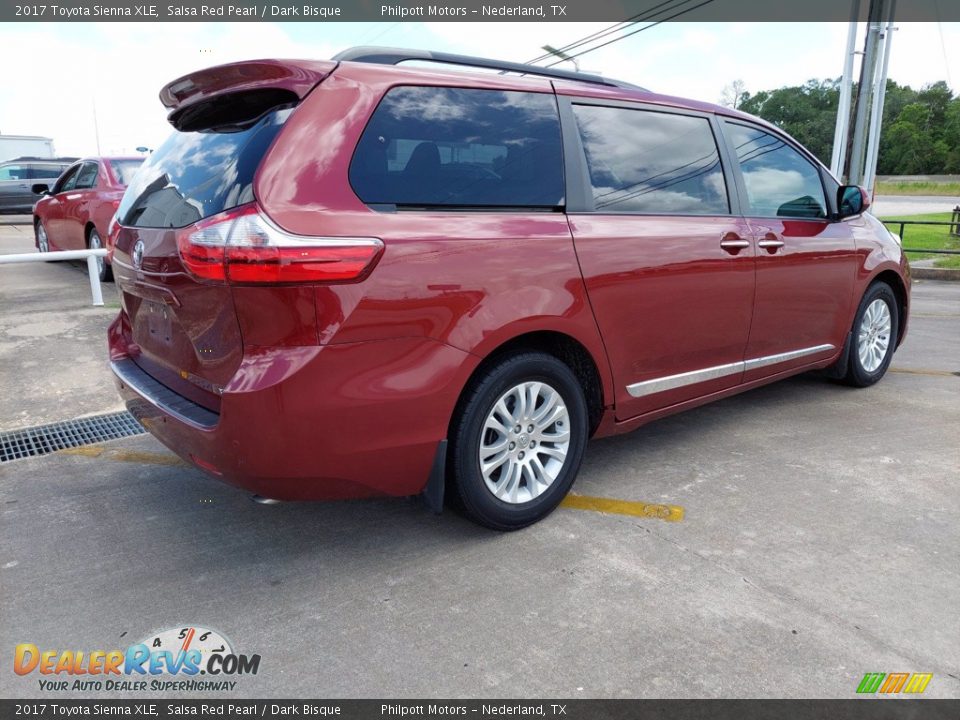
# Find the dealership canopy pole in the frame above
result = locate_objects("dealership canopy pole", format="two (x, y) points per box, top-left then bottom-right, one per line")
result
(863, 2), (897, 198)
(830, 0), (860, 179)
(847, 0), (887, 186)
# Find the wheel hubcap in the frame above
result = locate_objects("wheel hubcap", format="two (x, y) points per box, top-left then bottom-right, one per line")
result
(858, 298), (892, 373)
(37, 225), (48, 252)
(479, 381), (570, 504)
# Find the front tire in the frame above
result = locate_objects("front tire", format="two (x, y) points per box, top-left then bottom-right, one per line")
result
(842, 282), (899, 387)
(448, 352), (588, 531)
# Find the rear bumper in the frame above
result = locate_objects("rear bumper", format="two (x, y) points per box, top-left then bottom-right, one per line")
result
(110, 316), (476, 501)
(112, 359), (218, 429)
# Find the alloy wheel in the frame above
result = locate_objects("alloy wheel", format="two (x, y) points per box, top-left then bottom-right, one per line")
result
(858, 297), (892, 373)
(478, 380), (571, 504)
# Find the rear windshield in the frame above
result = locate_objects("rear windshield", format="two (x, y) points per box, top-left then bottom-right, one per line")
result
(111, 159), (144, 186)
(117, 107), (292, 228)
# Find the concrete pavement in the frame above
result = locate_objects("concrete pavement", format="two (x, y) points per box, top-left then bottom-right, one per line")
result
(0, 219), (123, 430)
(871, 195), (960, 217)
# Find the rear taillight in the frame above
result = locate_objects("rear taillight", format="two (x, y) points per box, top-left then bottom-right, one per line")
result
(175, 203), (383, 284)
(107, 214), (120, 257)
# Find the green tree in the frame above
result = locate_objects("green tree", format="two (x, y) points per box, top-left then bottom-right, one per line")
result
(944, 98), (960, 172)
(735, 77), (958, 175)
(738, 79), (840, 163)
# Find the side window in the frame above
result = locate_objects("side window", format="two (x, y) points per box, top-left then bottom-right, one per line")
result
(74, 162), (99, 190)
(725, 122), (827, 219)
(31, 165), (66, 179)
(350, 86), (564, 208)
(572, 104), (729, 215)
(56, 165), (81, 193)
(0, 164), (28, 181)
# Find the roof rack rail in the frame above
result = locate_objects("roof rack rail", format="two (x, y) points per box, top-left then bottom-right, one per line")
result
(331, 46), (645, 91)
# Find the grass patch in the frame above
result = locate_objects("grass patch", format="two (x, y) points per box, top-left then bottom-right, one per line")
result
(875, 180), (960, 197)
(934, 255), (960, 269)
(877, 212), (960, 262)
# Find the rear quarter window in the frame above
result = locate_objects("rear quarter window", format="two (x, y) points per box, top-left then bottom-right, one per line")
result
(350, 86), (564, 209)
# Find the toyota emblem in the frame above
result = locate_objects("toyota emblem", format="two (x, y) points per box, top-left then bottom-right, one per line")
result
(132, 240), (145, 270)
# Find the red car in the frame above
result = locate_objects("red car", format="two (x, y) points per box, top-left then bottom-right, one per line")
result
(33, 156), (144, 281)
(108, 49), (910, 530)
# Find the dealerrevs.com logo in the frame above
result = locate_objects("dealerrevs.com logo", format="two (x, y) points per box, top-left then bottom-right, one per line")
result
(14, 626), (261, 693)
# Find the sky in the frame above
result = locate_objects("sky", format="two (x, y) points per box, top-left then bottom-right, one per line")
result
(0, 21), (957, 157)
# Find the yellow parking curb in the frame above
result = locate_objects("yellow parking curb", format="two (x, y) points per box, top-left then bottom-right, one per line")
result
(561, 493), (685, 522)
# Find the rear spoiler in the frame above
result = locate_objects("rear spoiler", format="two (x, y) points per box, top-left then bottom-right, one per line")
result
(159, 59), (336, 131)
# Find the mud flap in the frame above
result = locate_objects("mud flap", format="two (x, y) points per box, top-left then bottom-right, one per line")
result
(820, 331), (852, 380)
(421, 439), (447, 514)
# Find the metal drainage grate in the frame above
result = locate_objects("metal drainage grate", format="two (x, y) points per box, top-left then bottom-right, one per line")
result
(0, 411), (146, 463)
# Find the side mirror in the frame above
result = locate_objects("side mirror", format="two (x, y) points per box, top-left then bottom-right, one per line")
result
(837, 185), (870, 218)
(31, 183), (51, 195)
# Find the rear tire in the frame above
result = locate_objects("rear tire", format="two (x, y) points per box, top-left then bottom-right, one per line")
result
(841, 282), (899, 387)
(87, 228), (112, 282)
(448, 352), (588, 531)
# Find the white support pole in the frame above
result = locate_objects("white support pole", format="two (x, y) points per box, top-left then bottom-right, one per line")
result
(831, 6), (860, 178)
(0, 249), (108, 307)
(86, 254), (105, 306)
(863, 13), (896, 198)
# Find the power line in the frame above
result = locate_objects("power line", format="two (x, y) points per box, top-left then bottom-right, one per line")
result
(542, 0), (718, 67)
(525, 0), (685, 65)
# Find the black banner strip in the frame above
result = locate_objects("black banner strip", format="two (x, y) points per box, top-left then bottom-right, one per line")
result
(2, 699), (960, 719)
(5, 0), (960, 23)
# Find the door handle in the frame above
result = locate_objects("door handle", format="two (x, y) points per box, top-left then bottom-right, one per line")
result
(720, 233), (750, 254)
(758, 233), (784, 253)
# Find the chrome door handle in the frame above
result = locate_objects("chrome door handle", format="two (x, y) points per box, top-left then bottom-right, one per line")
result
(758, 239), (785, 251)
(720, 238), (750, 252)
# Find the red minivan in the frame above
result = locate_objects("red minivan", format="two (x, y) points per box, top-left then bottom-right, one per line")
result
(108, 48), (910, 530)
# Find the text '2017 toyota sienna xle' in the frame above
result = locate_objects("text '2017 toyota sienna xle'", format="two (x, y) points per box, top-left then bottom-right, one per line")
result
(108, 48), (909, 530)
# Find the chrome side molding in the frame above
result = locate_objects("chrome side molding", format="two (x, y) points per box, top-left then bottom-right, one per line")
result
(626, 344), (835, 398)
(743, 344), (835, 371)
(626, 361), (743, 398)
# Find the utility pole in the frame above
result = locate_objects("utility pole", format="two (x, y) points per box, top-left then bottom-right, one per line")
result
(863, 2), (897, 196)
(92, 98), (102, 156)
(846, 0), (889, 186)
